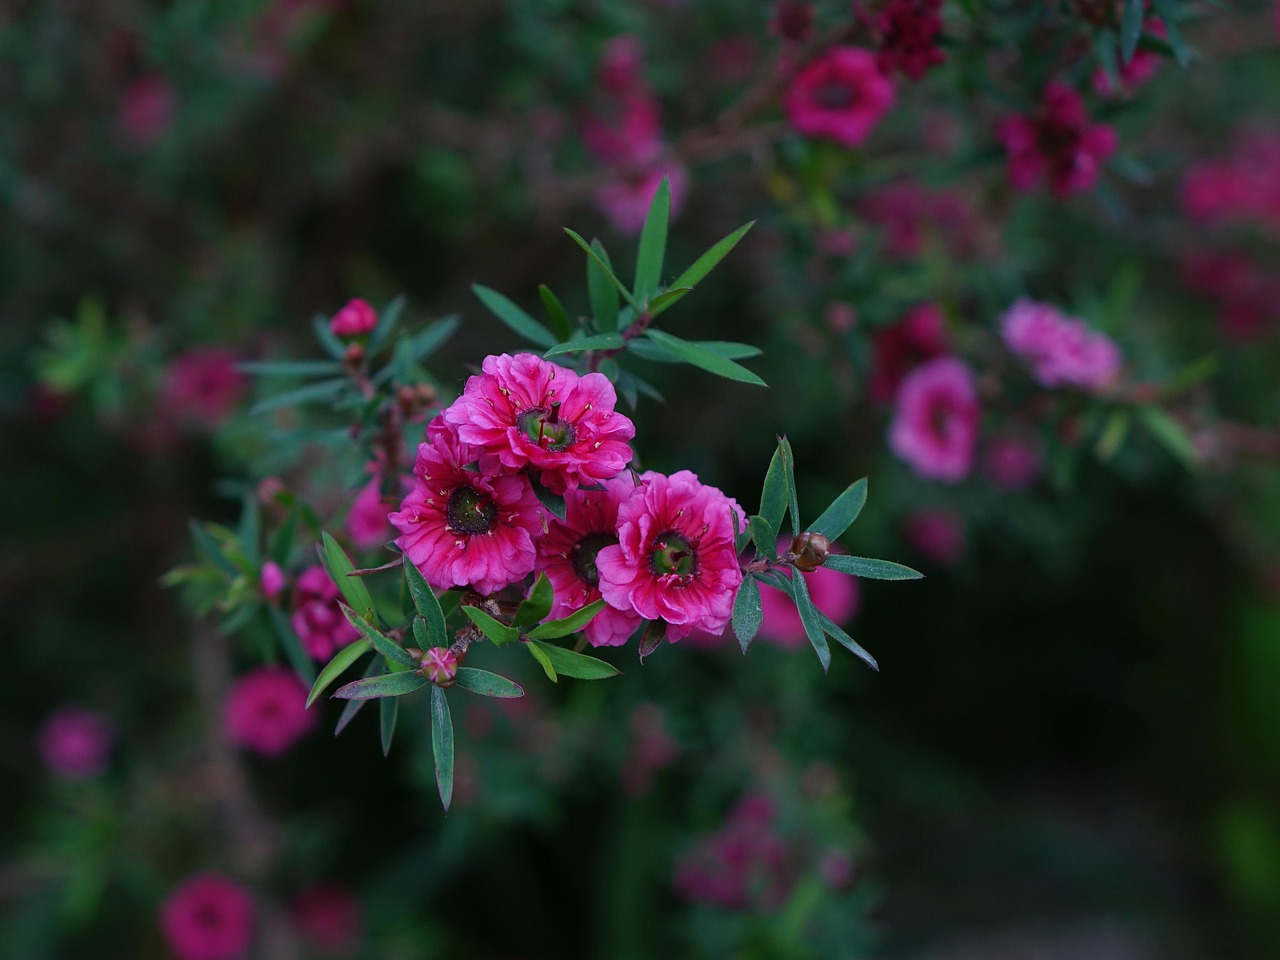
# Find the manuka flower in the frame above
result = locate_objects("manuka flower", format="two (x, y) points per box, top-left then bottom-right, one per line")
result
(390, 416), (543, 595)
(1000, 299), (1121, 390)
(874, 0), (946, 81)
(535, 474), (642, 647)
(888, 357), (980, 483)
(996, 82), (1116, 198)
(159, 873), (255, 960)
(596, 471), (744, 642)
(869, 302), (950, 404)
(223, 666), (316, 756)
(290, 565), (359, 660)
(442, 353), (635, 494)
(37, 707), (113, 781)
(783, 47), (895, 149)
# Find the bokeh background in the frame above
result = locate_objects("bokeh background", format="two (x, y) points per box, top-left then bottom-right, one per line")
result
(4, 1), (1280, 958)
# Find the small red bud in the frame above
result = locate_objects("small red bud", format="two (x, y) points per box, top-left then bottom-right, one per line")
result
(790, 532), (831, 572)
(343, 342), (365, 366)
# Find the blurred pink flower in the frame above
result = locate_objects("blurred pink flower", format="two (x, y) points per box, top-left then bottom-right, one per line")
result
(345, 469), (393, 550)
(162, 348), (248, 430)
(119, 73), (175, 148)
(870, 302), (950, 404)
(329, 298), (377, 337)
(784, 47), (895, 148)
(1001, 299), (1122, 390)
(290, 565), (360, 660)
(159, 873), (255, 960)
(996, 82), (1116, 197)
(674, 792), (791, 910)
(224, 666), (315, 756)
(38, 707), (113, 781)
(758, 558), (860, 651)
(597, 35), (646, 95)
(903, 508), (965, 565)
(259, 561), (286, 601)
(874, 0), (946, 81)
(982, 434), (1043, 491)
(597, 164), (689, 236)
(860, 181), (980, 260)
(888, 357), (980, 483)
(1181, 132), (1280, 231)
(289, 884), (362, 956)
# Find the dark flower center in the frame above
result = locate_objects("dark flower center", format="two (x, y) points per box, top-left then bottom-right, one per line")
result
(649, 531), (698, 578)
(814, 80), (855, 110)
(517, 403), (576, 451)
(571, 532), (619, 586)
(446, 486), (498, 535)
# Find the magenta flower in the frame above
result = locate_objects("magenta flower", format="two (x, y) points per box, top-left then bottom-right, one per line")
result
(596, 35), (647, 96)
(390, 416), (543, 595)
(290, 565), (360, 660)
(259, 561), (286, 601)
(996, 82), (1116, 197)
(159, 873), (255, 960)
(37, 707), (113, 781)
(982, 434), (1043, 491)
(903, 508), (965, 565)
(596, 471), (745, 642)
(329, 298), (378, 338)
(345, 469), (393, 550)
(288, 884), (362, 957)
(118, 73), (175, 148)
(442, 354), (635, 495)
(888, 357), (980, 483)
(1000, 299), (1122, 390)
(758, 561), (860, 651)
(674, 793), (791, 910)
(783, 47), (895, 149)
(874, 0), (946, 81)
(869, 302), (950, 404)
(161, 348), (248, 430)
(597, 163), (689, 236)
(1181, 132), (1280, 231)
(535, 474), (643, 647)
(223, 666), (315, 756)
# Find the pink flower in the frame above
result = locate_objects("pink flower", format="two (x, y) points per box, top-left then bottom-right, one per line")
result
(328, 298), (377, 337)
(289, 884), (362, 956)
(869, 302), (950, 404)
(1000, 299), (1122, 390)
(982, 434), (1043, 491)
(784, 47), (895, 148)
(874, 0), (946, 81)
(159, 873), (255, 960)
(582, 92), (662, 167)
(223, 666), (315, 756)
(674, 793), (791, 910)
(37, 708), (113, 781)
(442, 354), (635, 495)
(758, 560), (860, 651)
(903, 509), (965, 565)
(290, 565), (360, 660)
(260, 561), (286, 601)
(119, 73), (175, 148)
(346, 469), (392, 550)
(596, 470), (745, 642)
(597, 164), (689, 236)
(1181, 133), (1280, 231)
(888, 357), (980, 483)
(162, 349), (248, 430)
(996, 82), (1116, 197)
(390, 416), (543, 595)
(535, 474), (643, 647)
(597, 35), (646, 95)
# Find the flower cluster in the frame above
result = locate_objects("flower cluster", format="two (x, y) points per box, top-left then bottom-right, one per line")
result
(996, 82), (1116, 198)
(1000, 299), (1122, 390)
(872, 0), (946, 81)
(392, 353), (748, 644)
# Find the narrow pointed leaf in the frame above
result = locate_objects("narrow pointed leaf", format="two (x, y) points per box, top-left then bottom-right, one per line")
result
(816, 610), (879, 672)
(634, 176), (670, 304)
(732, 576), (763, 654)
(809, 478), (868, 540)
(339, 603), (418, 669)
(453, 668), (525, 698)
(538, 285), (572, 342)
(368, 295), (405, 353)
(514, 572), (554, 628)
(749, 516), (778, 559)
(430, 686), (454, 811)
(528, 640), (620, 679)
(543, 333), (625, 357)
(587, 239), (620, 330)
(779, 437), (800, 538)
(627, 337), (759, 364)
(1119, 0), (1144, 64)
(461, 605), (520, 646)
(268, 606), (317, 684)
(380, 696), (399, 755)
(822, 555), (923, 580)
(312, 315), (346, 359)
(1148, 0), (1189, 66)
(319, 532), (376, 620)
(526, 640), (558, 682)
(473, 285), (557, 348)
(525, 599), (607, 639)
(250, 377), (348, 415)
(1136, 405), (1198, 468)
(644, 286), (693, 315)
(565, 229), (641, 311)
(789, 572), (831, 673)
(759, 445), (788, 543)
(657, 221), (755, 315)
(189, 520), (239, 578)
(332, 671), (427, 700)
(638, 620), (664, 661)
(528, 472), (567, 520)
(641, 329), (765, 386)
(238, 360), (344, 377)
(404, 560), (448, 647)
(306, 638), (370, 708)
(407, 315), (460, 362)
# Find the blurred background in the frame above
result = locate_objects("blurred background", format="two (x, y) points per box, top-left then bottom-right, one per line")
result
(4, 1), (1280, 957)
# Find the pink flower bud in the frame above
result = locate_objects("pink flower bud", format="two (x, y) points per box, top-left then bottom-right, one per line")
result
(329, 298), (378, 338)
(421, 647), (459, 686)
(260, 561), (286, 601)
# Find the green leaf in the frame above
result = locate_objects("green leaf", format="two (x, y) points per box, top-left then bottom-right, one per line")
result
(822, 555), (924, 580)
(306, 638), (370, 707)
(238, 496), (260, 566)
(339, 602), (418, 669)
(538, 285), (572, 342)
(815, 609), (879, 672)
(189, 520), (238, 579)
(627, 338), (760, 364)
(1136, 405), (1198, 468)
(638, 620), (664, 661)
(461, 605), (520, 646)
(514, 572), (554, 628)
(473, 284), (557, 348)
(587, 239), (620, 330)
(332, 671), (427, 700)
(320, 532), (376, 620)
(249, 377), (348, 415)
(430, 685), (454, 811)
(1119, 0), (1143, 64)
(645, 286), (693, 315)
(809, 478), (868, 540)
(634, 176), (670, 304)
(759, 445), (788, 539)
(1148, 0), (1190, 65)
(238, 360), (344, 377)
(312, 315), (346, 359)
(779, 437), (800, 539)
(268, 606), (317, 684)
(269, 508), (298, 566)
(1095, 409), (1131, 462)
(641, 329), (765, 386)
(334, 657), (380, 733)
(453, 667), (525, 698)
(789, 572), (831, 672)
(368, 295), (405, 353)
(565, 229), (641, 312)
(404, 560), (448, 647)
(380, 696), (399, 756)
(407, 315), (460, 362)
(732, 576), (763, 654)
(526, 640), (558, 682)
(528, 640), (620, 679)
(749, 515), (778, 560)
(528, 472), (567, 520)
(525, 599), (607, 639)
(656, 222), (755, 316)
(543, 333), (625, 357)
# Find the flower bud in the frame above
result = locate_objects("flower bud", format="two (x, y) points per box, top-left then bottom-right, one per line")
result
(260, 561), (286, 601)
(789, 532), (831, 572)
(420, 647), (459, 686)
(343, 342), (365, 366)
(329, 298), (378, 337)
